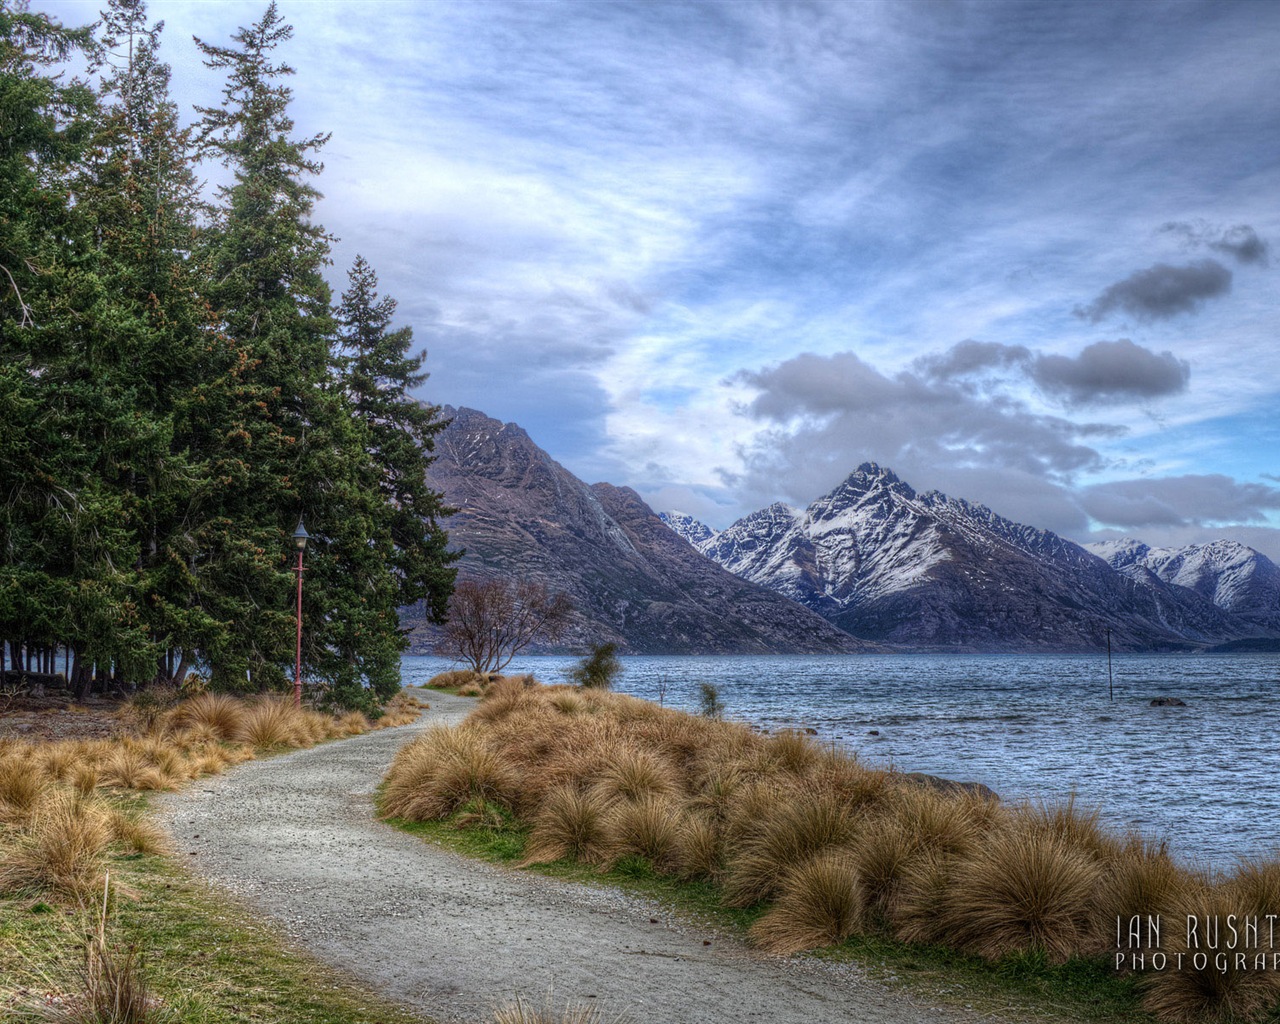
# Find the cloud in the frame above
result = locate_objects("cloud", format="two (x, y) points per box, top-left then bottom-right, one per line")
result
(1160, 220), (1270, 266)
(916, 340), (1031, 382)
(1029, 339), (1190, 405)
(1080, 475), (1280, 528)
(917, 338), (1190, 406)
(1075, 259), (1232, 323)
(734, 349), (1119, 533)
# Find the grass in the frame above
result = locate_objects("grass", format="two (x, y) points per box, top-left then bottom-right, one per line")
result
(0, 851), (431, 1023)
(1, 687), (434, 1023)
(378, 679), (1212, 1024)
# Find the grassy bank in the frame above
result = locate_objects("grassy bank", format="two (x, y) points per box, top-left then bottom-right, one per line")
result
(382, 678), (1280, 1024)
(0, 690), (431, 1022)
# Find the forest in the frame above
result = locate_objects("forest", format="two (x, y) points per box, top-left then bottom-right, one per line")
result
(0, 0), (457, 711)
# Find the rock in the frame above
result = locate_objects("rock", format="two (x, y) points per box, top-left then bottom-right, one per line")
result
(867, 729), (880, 736)
(897, 771), (999, 802)
(1150, 697), (1188, 707)
(803, 727), (818, 735)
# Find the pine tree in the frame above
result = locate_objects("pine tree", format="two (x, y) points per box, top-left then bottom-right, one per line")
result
(192, 2), (337, 693)
(77, 0), (231, 690)
(0, 3), (143, 693)
(336, 256), (456, 621)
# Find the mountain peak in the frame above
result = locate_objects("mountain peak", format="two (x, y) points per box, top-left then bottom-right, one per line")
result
(834, 462), (916, 501)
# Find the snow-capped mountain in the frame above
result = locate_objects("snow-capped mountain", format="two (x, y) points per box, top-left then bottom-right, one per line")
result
(1087, 538), (1280, 635)
(658, 510), (720, 550)
(669, 463), (1260, 651)
(404, 407), (870, 655)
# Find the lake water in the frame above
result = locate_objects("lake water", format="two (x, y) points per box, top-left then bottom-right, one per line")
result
(401, 652), (1280, 868)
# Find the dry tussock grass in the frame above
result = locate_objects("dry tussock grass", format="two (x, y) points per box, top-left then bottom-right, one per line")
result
(381, 725), (520, 821)
(750, 850), (864, 954)
(1, 688), (410, 907)
(379, 678), (1280, 1022)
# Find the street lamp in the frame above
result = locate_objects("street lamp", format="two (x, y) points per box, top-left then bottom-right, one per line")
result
(292, 517), (309, 708)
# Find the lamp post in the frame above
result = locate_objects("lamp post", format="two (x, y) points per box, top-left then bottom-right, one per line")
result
(292, 518), (309, 708)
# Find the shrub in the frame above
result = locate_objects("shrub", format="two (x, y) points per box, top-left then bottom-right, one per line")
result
(722, 787), (857, 907)
(568, 643), (622, 690)
(592, 745), (681, 804)
(169, 692), (248, 742)
(381, 725), (519, 821)
(696, 682), (724, 719)
(938, 826), (1102, 962)
(750, 851), (864, 954)
(522, 785), (614, 866)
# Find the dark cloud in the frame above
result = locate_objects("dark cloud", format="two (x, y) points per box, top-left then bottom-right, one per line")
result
(916, 340), (1031, 382)
(1160, 220), (1270, 266)
(734, 350), (1118, 532)
(1029, 339), (1190, 405)
(918, 338), (1189, 406)
(1075, 259), (1232, 323)
(1212, 224), (1270, 266)
(1079, 475), (1280, 528)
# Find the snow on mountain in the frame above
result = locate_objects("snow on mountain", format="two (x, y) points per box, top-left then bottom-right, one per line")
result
(691, 463), (1254, 651)
(1087, 538), (1280, 634)
(658, 511), (719, 551)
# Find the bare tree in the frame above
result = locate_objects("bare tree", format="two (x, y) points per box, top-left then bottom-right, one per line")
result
(436, 579), (572, 674)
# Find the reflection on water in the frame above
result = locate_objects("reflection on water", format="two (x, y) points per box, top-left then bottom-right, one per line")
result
(401, 652), (1280, 867)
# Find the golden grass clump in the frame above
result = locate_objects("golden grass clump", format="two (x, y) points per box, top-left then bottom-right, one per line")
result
(98, 745), (176, 792)
(0, 752), (48, 824)
(721, 786), (858, 907)
(105, 806), (171, 856)
(381, 724), (520, 821)
(166, 691), (248, 742)
(0, 789), (113, 900)
(1093, 835), (1192, 955)
(241, 698), (310, 749)
(522, 785), (614, 866)
(937, 825), (1103, 962)
(427, 669), (487, 689)
(1139, 887), (1280, 1023)
(599, 795), (687, 872)
(592, 745), (681, 804)
(750, 851), (865, 954)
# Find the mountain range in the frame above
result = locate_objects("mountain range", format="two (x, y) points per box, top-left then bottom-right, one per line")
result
(662, 463), (1279, 651)
(402, 407), (869, 654)
(405, 406), (1279, 654)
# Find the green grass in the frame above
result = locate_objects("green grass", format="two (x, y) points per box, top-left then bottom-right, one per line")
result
(1, 822), (432, 1023)
(383, 801), (1151, 1024)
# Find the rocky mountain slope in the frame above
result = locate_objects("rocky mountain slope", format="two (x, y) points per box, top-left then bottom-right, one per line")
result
(404, 408), (869, 655)
(1087, 538), (1280, 636)
(667, 464), (1259, 651)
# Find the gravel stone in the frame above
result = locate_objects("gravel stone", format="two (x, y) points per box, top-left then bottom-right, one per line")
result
(157, 692), (978, 1024)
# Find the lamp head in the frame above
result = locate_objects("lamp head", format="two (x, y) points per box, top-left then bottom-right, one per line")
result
(292, 518), (310, 552)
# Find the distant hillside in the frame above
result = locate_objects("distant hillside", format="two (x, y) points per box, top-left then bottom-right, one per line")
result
(403, 407), (871, 655)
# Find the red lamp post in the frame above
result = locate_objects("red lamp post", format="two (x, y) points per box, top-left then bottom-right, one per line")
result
(291, 518), (310, 708)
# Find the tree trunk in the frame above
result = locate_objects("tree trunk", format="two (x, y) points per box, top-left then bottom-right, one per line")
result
(73, 650), (90, 701)
(172, 650), (190, 691)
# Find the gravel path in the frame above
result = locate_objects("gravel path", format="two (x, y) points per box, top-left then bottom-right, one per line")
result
(158, 693), (981, 1024)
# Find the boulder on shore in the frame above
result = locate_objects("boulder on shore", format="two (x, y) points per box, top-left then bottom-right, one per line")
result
(896, 771), (999, 802)
(1150, 697), (1188, 707)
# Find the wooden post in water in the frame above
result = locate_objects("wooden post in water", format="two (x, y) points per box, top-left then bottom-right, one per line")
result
(1107, 626), (1113, 701)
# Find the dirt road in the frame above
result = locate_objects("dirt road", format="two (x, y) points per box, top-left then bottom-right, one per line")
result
(159, 692), (977, 1024)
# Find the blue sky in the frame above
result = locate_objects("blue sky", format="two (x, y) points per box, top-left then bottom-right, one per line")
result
(45, 0), (1280, 558)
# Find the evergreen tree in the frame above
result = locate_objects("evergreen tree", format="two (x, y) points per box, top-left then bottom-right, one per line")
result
(193, 1), (337, 693)
(335, 255), (456, 622)
(0, 3), (142, 693)
(77, 0), (231, 690)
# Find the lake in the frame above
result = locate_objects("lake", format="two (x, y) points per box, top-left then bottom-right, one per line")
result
(401, 652), (1280, 868)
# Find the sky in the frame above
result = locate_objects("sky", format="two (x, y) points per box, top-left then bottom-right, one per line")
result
(43, 0), (1280, 559)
